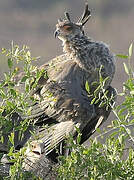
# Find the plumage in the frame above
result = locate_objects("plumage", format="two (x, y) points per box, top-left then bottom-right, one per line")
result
(21, 4), (116, 161)
(0, 4), (116, 178)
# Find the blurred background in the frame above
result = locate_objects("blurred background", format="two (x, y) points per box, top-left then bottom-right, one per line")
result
(0, 0), (134, 132)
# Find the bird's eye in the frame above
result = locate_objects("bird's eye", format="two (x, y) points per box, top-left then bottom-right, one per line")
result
(63, 25), (72, 31)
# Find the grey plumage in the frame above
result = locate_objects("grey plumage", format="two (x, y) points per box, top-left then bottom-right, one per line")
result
(28, 4), (115, 150)
(0, 4), (116, 178)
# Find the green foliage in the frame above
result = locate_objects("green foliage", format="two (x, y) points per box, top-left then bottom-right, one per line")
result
(57, 43), (134, 180)
(0, 43), (134, 180)
(86, 66), (114, 111)
(57, 137), (134, 180)
(0, 42), (46, 179)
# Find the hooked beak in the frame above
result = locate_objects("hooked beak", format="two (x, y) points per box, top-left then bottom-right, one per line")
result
(54, 30), (59, 38)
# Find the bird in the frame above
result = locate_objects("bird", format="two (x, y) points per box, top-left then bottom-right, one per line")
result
(21, 3), (116, 164)
(0, 4), (116, 178)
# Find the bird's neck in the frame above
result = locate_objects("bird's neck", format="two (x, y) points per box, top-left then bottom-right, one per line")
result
(62, 35), (92, 70)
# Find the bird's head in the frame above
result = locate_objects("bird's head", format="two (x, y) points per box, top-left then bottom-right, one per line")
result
(54, 4), (91, 43)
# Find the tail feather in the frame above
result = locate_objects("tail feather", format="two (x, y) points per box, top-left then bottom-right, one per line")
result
(27, 121), (75, 156)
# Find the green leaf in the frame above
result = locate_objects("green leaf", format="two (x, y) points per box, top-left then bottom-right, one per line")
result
(8, 132), (14, 146)
(91, 97), (96, 104)
(27, 50), (31, 57)
(0, 89), (6, 98)
(14, 47), (19, 56)
(83, 149), (89, 155)
(25, 79), (30, 92)
(27, 107), (32, 116)
(94, 85), (101, 96)
(110, 131), (118, 137)
(85, 80), (90, 93)
(123, 62), (129, 75)
(0, 136), (4, 143)
(129, 149), (133, 161)
(8, 58), (13, 69)
(77, 134), (81, 144)
(8, 146), (14, 156)
(6, 100), (15, 109)
(129, 43), (133, 58)
(116, 54), (128, 59)
(10, 88), (17, 97)
(21, 76), (28, 83)
(118, 107), (127, 116)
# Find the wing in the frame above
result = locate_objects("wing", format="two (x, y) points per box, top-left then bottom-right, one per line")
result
(2, 53), (94, 148)
(26, 53), (96, 146)
(22, 86), (116, 172)
(16, 52), (95, 124)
